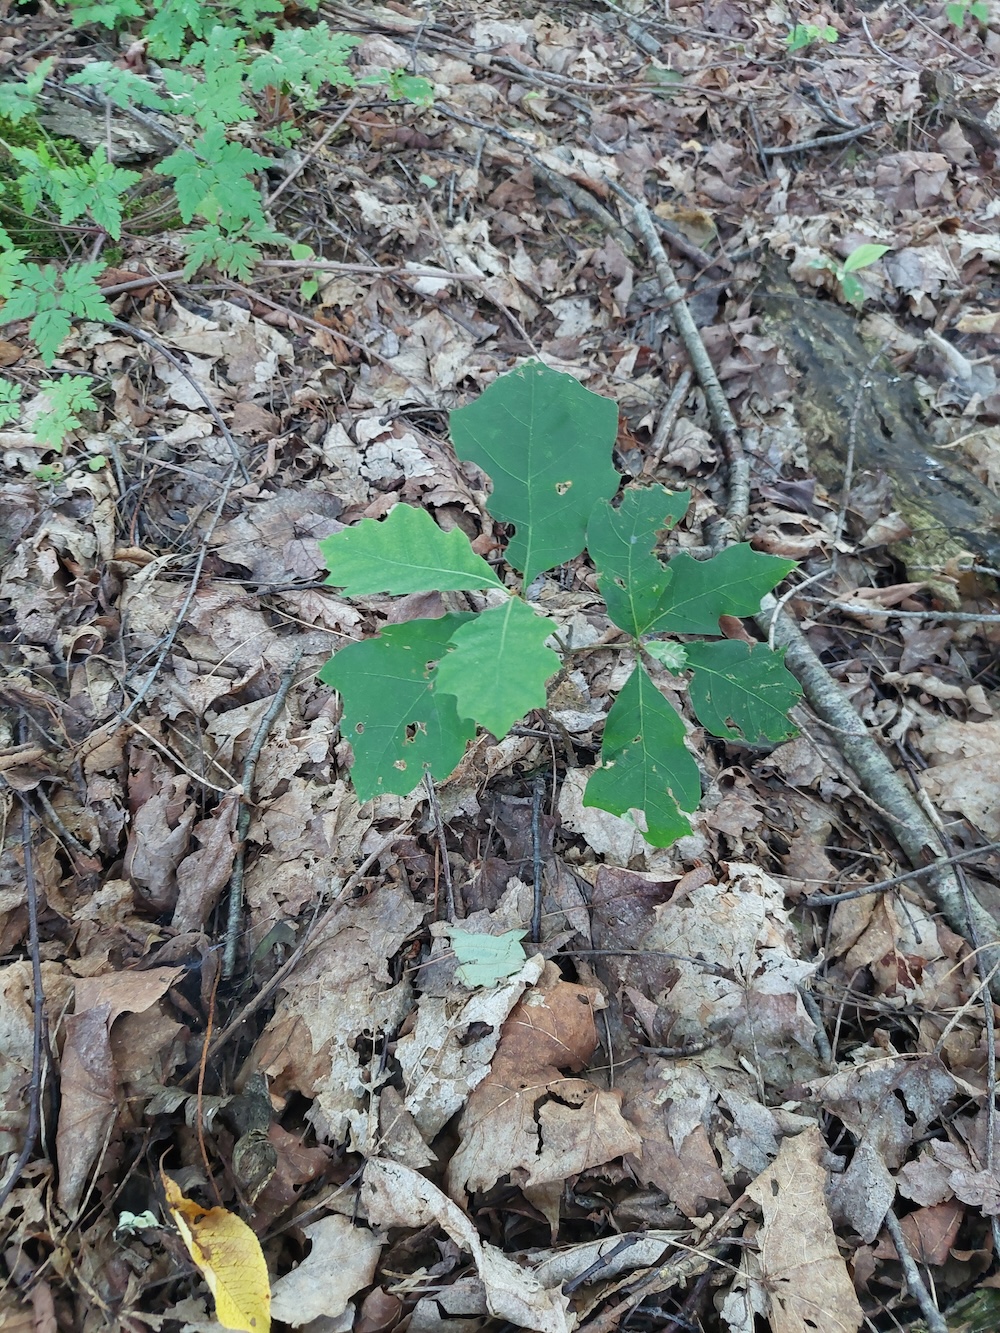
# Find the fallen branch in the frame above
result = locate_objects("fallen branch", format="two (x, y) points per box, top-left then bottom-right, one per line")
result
(621, 185), (1000, 993)
(759, 592), (1000, 993)
(612, 183), (750, 542)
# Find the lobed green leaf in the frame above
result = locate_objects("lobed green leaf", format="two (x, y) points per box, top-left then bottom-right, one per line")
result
(319, 504), (504, 596)
(584, 662), (700, 847)
(644, 545), (796, 635)
(586, 486), (690, 636)
(682, 640), (801, 743)
(319, 614), (475, 800)
(450, 361), (620, 585)
(434, 597), (560, 739)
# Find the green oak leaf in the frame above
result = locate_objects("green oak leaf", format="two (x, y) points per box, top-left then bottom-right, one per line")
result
(584, 662), (700, 847)
(319, 504), (504, 595)
(645, 545), (797, 635)
(682, 641), (802, 743)
(435, 597), (560, 739)
(450, 361), (620, 585)
(319, 614), (475, 799)
(449, 928), (528, 988)
(587, 486), (690, 636)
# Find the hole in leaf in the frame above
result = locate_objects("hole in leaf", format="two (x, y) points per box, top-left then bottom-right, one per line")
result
(555, 480), (572, 495)
(404, 722), (426, 744)
(393, 760), (407, 771)
(355, 723), (365, 734)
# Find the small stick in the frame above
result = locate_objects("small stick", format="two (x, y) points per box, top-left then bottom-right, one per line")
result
(223, 650), (304, 978)
(206, 832), (405, 1062)
(530, 774), (545, 945)
(611, 183), (750, 541)
(799, 839), (1000, 908)
(760, 123), (879, 156)
(882, 1208), (948, 1333)
(0, 783), (48, 1211)
(424, 774), (455, 920)
(648, 367), (694, 471)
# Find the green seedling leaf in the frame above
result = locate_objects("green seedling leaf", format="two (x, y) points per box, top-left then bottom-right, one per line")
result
(386, 70), (434, 105)
(645, 545), (796, 635)
(450, 361), (620, 585)
(0, 260), (111, 366)
(156, 126), (272, 228)
(435, 597), (560, 739)
(585, 662), (700, 847)
(66, 0), (144, 27)
(842, 243), (889, 273)
(320, 614), (476, 799)
(839, 273), (865, 308)
(67, 63), (170, 111)
(644, 640), (688, 670)
(683, 641), (801, 742)
(587, 486), (690, 636)
(319, 504), (504, 595)
(449, 928), (527, 988)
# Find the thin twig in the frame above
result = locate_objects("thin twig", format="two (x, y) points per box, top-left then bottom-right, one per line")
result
(882, 1208), (948, 1333)
(207, 830), (406, 1061)
(0, 786), (47, 1211)
(825, 602), (1000, 625)
(530, 774), (545, 945)
(760, 122), (879, 156)
(799, 839), (1000, 908)
(121, 462), (240, 721)
(424, 774), (455, 921)
(647, 367), (693, 471)
(223, 651), (304, 979)
(196, 959), (223, 1207)
(612, 182), (750, 542)
(109, 320), (250, 483)
(263, 97), (361, 209)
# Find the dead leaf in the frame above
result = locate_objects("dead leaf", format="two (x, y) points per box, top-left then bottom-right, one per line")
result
(270, 1214), (381, 1326)
(363, 1158), (571, 1333)
(746, 1127), (864, 1333)
(162, 1168), (271, 1333)
(57, 968), (182, 1215)
(448, 962), (639, 1203)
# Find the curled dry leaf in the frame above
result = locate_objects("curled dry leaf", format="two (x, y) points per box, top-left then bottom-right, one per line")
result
(363, 1158), (571, 1333)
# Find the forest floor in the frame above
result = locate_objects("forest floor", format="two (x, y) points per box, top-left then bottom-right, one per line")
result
(2, 1), (1000, 1330)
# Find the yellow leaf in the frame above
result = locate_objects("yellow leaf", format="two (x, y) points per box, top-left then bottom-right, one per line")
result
(161, 1169), (271, 1333)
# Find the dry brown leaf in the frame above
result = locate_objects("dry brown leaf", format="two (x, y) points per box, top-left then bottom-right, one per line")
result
(447, 962), (639, 1202)
(56, 968), (182, 1215)
(270, 1215), (381, 1327)
(363, 1158), (571, 1333)
(918, 717), (1000, 839)
(746, 1127), (863, 1333)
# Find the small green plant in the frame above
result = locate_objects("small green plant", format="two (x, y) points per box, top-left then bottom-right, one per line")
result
(0, 6), (432, 363)
(812, 242), (889, 308)
(946, 0), (988, 27)
(317, 363), (802, 848)
(0, 380), (22, 426)
(785, 22), (838, 50)
(0, 245), (110, 365)
(31, 375), (99, 452)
